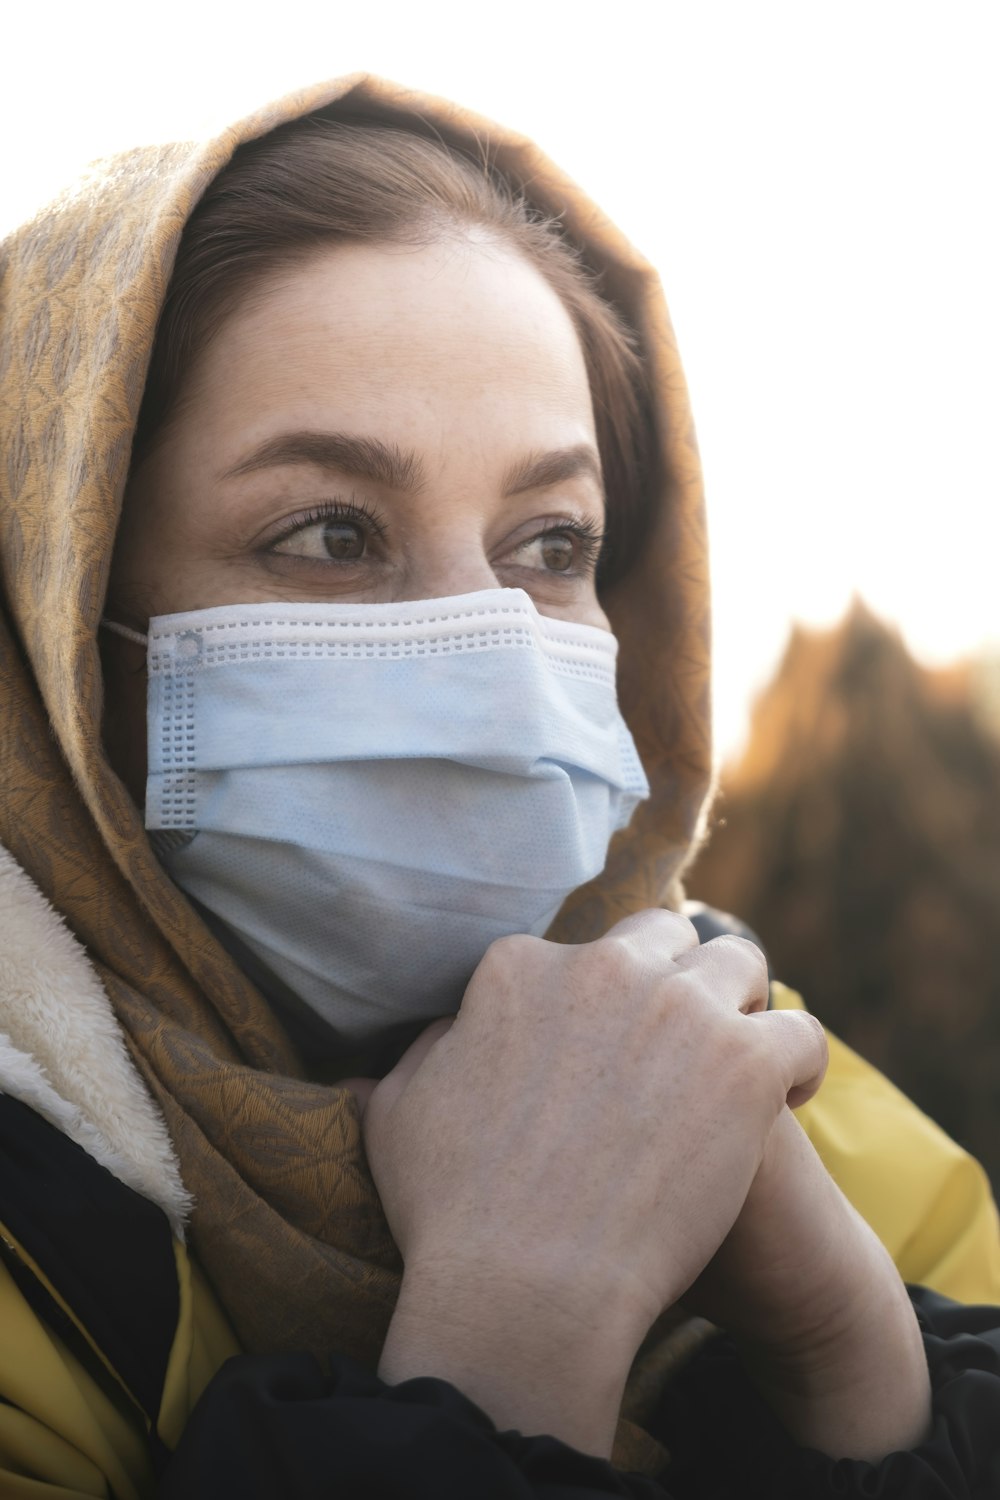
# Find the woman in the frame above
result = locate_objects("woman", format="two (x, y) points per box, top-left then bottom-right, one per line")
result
(1, 75), (999, 1498)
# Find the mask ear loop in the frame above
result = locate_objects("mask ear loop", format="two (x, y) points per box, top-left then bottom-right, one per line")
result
(100, 618), (149, 647)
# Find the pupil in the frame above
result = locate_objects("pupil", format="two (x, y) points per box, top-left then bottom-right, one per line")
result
(542, 534), (574, 572)
(323, 521), (365, 560)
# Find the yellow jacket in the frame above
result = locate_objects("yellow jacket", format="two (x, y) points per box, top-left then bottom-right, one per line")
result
(1, 955), (996, 1498)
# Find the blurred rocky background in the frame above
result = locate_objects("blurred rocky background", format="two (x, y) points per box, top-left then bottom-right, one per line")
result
(687, 602), (1000, 1194)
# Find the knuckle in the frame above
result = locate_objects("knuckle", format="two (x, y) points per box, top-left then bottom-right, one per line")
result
(679, 933), (769, 1012)
(603, 907), (699, 966)
(710, 933), (768, 973)
(657, 964), (703, 1008)
(479, 931), (541, 970)
(466, 933), (546, 1010)
(649, 907), (700, 948)
(689, 933), (767, 984)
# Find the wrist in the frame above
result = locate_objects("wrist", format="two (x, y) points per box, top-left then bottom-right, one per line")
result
(736, 1234), (932, 1460)
(379, 1251), (643, 1457)
(701, 1112), (933, 1460)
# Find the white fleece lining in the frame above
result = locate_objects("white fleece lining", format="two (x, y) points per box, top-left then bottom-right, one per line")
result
(0, 844), (191, 1237)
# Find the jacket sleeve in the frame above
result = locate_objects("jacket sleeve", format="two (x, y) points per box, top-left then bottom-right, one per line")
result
(156, 1352), (669, 1499)
(158, 1286), (1000, 1500)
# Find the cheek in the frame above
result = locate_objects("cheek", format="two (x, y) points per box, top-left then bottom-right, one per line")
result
(108, 503), (169, 621)
(579, 597), (613, 633)
(115, 422), (215, 597)
(110, 484), (208, 621)
(99, 638), (150, 806)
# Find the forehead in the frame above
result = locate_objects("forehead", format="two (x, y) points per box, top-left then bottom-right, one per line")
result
(180, 237), (596, 445)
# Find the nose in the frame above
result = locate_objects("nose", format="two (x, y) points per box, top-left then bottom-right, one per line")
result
(398, 534), (500, 603)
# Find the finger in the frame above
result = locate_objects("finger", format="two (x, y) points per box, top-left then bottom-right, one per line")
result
(753, 1008), (829, 1108)
(604, 907), (701, 963)
(673, 934), (771, 1014)
(368, 1016), (455, 1113)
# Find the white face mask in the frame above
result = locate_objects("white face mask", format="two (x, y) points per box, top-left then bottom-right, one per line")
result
(104, 588), (649, 1046)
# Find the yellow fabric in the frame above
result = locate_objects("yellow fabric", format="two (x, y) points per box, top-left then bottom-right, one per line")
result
(776, 982), (1000, 1305)
(157, 1245), (242, 1452)
(0, 1243), (147, 1498)
(0, 1224), (238, 1499)
(6, 990), (997, 1498)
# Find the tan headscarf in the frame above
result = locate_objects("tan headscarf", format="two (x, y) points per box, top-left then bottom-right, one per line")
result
(0, 75), (711, 1471)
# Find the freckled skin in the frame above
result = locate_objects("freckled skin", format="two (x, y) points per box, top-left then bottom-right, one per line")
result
(102, 236), (610, 803)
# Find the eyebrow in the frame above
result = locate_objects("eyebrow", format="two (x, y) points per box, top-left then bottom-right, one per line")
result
(220, 430), (604, 501)
(500, 444), (605, 500)
(220, 431), (426, 492)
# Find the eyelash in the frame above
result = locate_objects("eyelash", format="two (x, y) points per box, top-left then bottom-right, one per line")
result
(267, 496), (388, 552)
(265, 498), (605, 575)
(526, 516), (604, 575)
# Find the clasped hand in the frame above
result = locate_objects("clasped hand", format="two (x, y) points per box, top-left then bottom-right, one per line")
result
(349, 911), (929, 1462)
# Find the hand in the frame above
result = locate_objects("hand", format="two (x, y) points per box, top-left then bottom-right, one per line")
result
(357, 910), (827, 1453)
(365, 911), (826, 1333)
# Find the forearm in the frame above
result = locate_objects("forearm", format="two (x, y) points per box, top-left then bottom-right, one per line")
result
(741, 1227), (931, 1460)
(378, 1257), (641, 1457)
(720, 1112), (932, 1460)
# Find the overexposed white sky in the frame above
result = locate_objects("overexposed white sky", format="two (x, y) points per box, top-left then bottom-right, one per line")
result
(3, 0), (997, 759)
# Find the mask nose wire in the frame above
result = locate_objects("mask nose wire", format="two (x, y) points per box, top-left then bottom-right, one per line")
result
(100, 618), (149, 648)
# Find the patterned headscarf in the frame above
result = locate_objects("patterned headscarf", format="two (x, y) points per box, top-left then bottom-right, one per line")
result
(0, 75), (711, 1471)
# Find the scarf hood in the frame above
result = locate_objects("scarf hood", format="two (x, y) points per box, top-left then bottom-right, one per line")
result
(0, 74), (711, 1460)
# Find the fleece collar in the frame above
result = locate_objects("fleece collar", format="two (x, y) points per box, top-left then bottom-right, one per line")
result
(0, 843), (190, 1237)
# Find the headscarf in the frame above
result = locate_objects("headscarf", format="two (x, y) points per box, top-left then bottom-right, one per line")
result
(0, 75), (711, 1470)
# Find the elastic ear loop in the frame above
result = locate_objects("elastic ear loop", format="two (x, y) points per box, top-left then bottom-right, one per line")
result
(100, 618), (149, 647)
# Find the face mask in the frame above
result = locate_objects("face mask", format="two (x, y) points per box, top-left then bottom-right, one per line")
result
(103, 588), (649, 1046)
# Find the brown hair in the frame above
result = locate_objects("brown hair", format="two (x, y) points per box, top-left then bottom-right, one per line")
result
(133, 114), (653, 584)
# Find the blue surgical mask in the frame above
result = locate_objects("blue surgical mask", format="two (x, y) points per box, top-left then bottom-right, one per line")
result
(104, 589), (649, 1046)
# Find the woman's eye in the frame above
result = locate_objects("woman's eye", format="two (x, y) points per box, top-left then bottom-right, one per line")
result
(269, 505), (382, 564)
(320, 520), (366, 560)
(273, 519), (365, 561)
(516, 525), (601, 576)
(540, 533), (575, 572)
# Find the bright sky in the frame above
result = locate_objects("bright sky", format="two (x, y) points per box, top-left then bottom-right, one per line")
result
(4, 0), (997, 759)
